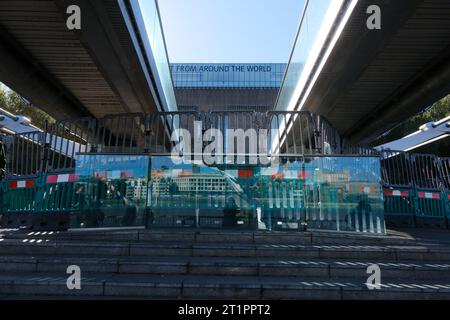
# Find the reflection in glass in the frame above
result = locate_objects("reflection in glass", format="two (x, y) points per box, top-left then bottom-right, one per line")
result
(149, 156), (385, 234)
(130, 0), (178, 112)
(72, 155), (150, 228)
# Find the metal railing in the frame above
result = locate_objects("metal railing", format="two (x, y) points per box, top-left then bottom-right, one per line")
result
(381, 150), (414, 188)
(2, 111), (344, 175)
(3, 131), (45, 178)
(47, 117), (95, 173)
(440, 158), (450, 190)
(2, 112), (449, 192)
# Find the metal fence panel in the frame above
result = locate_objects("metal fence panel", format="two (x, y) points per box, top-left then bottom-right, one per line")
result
(440, 158), (450, 191)
(4, 131), (44, 178)
(266, 112), (317, 156)
(411, 154), (443, 190)
(381, 151), (413, 187)
(147, 112), (200, 156)
(95, 114), (146, 155)
(47, 117), (96, 173)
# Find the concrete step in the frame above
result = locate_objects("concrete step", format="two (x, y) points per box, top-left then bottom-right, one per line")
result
(2, 228), (450, 299)
(1, 239), (449, 261)
(1, 255), (449, 281)
(0, 272), (449, 300)
(1, 229), (420, 246)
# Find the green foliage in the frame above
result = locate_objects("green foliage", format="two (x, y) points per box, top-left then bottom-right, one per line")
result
(0, 86), (86, 148)
(373, 94), (450, 156)
(0, 86), (55, 130)
(401, 95), (450, 134)
(0, 87), (57, 175)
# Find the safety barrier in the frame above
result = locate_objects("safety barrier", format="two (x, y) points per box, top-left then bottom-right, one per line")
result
(2, 111), (341, 176)
(1, 172), (84, 214)
(441, 158), (450, 190)
(3, 131), (45, 178)
(380, 152), (450, 229)
(1, 170), (449, 231)
(47, 117), (95, 173)
(411, 154), (443, 190)
(2, 177), (39, 214)
(381, 151), (414, 187)
(383, 187), (416, 228)
(1, 111), (450, 231)
(383, 187), (450, 229)
(36, 172), (80, 212)
(0, 170), (147, 230)
(150, 166), (258, 229)
(259, 177), (307, 231)
(0, 172), (80, 230)
(415, 190), (448, 229)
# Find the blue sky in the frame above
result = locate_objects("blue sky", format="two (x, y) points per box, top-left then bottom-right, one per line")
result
(156, 0), (306, 63)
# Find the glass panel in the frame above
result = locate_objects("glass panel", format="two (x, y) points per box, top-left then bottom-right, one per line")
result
(276, 0), (349, 111)
(149, 156), (385, 234)
(129, 0), (178, 112)
(150, 157), (257, 229)
(20, 153), (384, 233)
(72, 155), (150, 228)
(305, 157), (384, 233)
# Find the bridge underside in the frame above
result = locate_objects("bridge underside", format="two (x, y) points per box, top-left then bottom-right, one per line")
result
(304, 0), (450, 144)
(0, 0), (160, 120)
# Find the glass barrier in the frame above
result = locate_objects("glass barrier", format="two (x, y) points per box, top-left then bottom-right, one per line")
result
(300, 157), (385, 233)
(125, 0), (178, 112)
(276, 0), (349, 112)
(72, 155), (150, 229)
(150, 156), (385, 234)
(68, 154), (384, 233)
(150, 157), (257, 229)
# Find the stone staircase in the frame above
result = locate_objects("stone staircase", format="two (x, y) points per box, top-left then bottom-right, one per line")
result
(0, 228), (450, 299)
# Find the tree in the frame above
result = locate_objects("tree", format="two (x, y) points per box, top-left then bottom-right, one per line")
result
(372, 94), (450, 156)
(0, 86), (58, 177)
(0, 86), (56, 130)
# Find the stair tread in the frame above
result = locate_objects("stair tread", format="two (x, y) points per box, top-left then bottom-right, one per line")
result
(1, 272), (450, 291)
(1, 227), (450, 298)
(1, 254), (450, 269)
(0, 237), (443, 248)
(1, 228), (421, 244)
